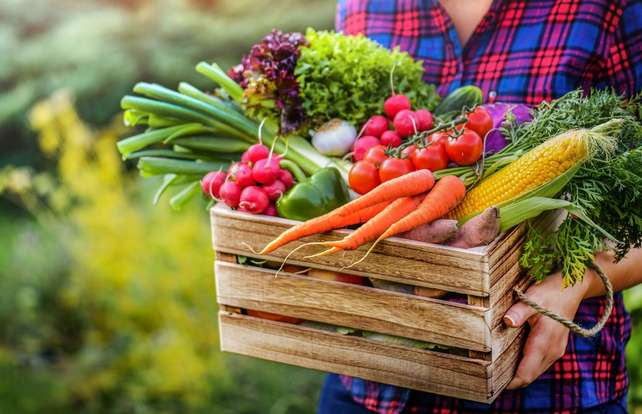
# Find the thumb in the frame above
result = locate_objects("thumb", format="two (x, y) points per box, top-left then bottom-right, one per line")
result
(504, 300), (537, 328)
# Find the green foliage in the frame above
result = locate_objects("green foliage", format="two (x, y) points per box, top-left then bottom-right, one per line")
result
(0, 92), (323, 413)
(296, 29), (440, 127)
(509, 90), (642, 285)
(0, 0), (335, 166)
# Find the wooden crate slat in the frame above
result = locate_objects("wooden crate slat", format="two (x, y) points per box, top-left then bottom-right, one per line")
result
(487, 225), (526, 268)
(212, 207), (491, 296)
(216, 261), (492, 351)
(219, 311), (495, 403)
(489, 273), (533, 329)
(489, 329), (526, 397)
(212, 203), (487, 260)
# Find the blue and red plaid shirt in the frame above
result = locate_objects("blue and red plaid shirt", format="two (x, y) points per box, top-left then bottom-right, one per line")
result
(335, 0), (642, 412)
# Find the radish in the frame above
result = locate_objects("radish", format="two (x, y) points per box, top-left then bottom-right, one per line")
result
(362, 115), (388, 138)
(380, 130), (402, 147)
(227, 162), (254, 188)
(352, 136), (381, 161)
(278, 169), (295, 188)
(241, 144), (270, 165)
(264, 204), (278, 216)
(393, 109), (418, 137)
(219, 181), (241, 208)
(262, 179), (286, 201)
(384, 95), (411, 119)
(252, 158), (281, 185)
(201, 171), (226, 198)
(415, 109), (433, 131)
(238, 186), (269, 214)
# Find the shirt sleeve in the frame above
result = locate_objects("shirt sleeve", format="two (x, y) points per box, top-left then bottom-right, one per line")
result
(599, 0), (642, 95)
(335, 0), (348, 32)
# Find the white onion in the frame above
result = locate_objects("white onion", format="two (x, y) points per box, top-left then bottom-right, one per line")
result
(311, 119), (356, 156)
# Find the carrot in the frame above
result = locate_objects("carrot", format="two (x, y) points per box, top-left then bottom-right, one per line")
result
(307, 196), (423, 257)
(259, 200), (392, 254)
(344, 176), (466, 267)
(330, 169), (434, 217)
(378, 176), (466, 240)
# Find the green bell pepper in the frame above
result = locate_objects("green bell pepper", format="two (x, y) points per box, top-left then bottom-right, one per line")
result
(276, 167), (350, 221)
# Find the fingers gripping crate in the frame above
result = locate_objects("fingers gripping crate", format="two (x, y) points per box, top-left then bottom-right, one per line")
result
(210, 203), (530, 403)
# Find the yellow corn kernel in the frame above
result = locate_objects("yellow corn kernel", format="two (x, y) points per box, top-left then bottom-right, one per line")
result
(449, 130), (589, 220)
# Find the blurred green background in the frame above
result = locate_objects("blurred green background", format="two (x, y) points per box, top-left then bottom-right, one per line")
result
(0, 0), (640, 413)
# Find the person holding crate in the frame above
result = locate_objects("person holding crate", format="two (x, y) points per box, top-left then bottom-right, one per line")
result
(319, 0), (642, 412)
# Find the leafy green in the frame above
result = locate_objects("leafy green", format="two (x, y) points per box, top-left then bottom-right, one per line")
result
(515, 90), (642, 285)
(295, 29), (439, 127)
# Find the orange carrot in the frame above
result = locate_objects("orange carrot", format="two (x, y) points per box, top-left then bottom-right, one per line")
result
(308, 196), (423, 257)
(259, 200), (392, 254)
(331, 169), (434, 217)
(342, 176), (466, 267)
(377, 175), (466, 241)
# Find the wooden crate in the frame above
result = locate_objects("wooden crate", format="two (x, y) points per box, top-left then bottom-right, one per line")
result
(211, 203), (530, 403)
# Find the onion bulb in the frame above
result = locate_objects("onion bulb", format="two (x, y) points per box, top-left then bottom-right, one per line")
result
(311, 119), (356, 156)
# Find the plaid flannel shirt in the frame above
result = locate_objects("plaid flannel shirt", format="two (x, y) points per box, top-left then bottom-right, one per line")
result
(335, 0), (641, 412)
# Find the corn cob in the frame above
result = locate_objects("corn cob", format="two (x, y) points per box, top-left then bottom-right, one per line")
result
(448, 127), (615, 220)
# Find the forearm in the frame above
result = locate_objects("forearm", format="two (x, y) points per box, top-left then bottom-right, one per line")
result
(583, 247), (642, 298)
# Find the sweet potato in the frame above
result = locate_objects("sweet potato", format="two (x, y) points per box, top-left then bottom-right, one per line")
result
(447, 207), (501, 248)
(399, 219), (458, 244)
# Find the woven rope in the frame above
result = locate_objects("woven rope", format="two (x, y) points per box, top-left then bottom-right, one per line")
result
(513, 262), (614, 338)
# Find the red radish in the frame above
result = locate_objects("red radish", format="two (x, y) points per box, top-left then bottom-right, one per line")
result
(362, 115), (388, 138)
(414, 109), (433, 131)
(278, 169), (295, 188)
(384, 95), (411, 118)
(219, 181), (241, 208)
(352, 136), (381, 161)
(262, 179), (286, 201)
(238, 186), (269, 214)
(264, 204), (278, 216)
(201, 171), (226, 198)
(252, 158), (280, 185)
(393, 110), (418, 137)
(227, 162), (254, 188)
(242, 144), (270, 165)
(380, 130), (402, 147)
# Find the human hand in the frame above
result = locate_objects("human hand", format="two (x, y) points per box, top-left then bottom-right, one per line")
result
(503, 271), (593, 389)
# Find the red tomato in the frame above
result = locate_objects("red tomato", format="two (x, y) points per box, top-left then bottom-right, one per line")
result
(349, 161), (381, 194)
(411, 143), (449, 171)
(429, 131), (450, 146)
(445, 129), (483, 166)
(364, 145), (388, 167)
(465, 107), (493, 138)
(400, 144), (417, 159)
(379, 158), (414, 182)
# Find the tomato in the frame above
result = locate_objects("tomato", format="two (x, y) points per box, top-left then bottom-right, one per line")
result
(465, 107), (493, 138)
(400, 144), (417, 159)
(349, 160), (380, 194)
(429, 131), (450, 146)
(247, 310), (301, 324)
(364, 145), (388, 167)
(445, 129), (483, 166)
(411, 143), (449, 171)
(379, 158), (414, 182)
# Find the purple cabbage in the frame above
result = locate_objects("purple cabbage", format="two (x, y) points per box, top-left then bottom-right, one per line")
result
(482, 103), (532, 154)
(228, 30), (307, 133)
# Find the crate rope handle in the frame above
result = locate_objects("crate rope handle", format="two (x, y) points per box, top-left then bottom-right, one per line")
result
(512, 262), (613, 338)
